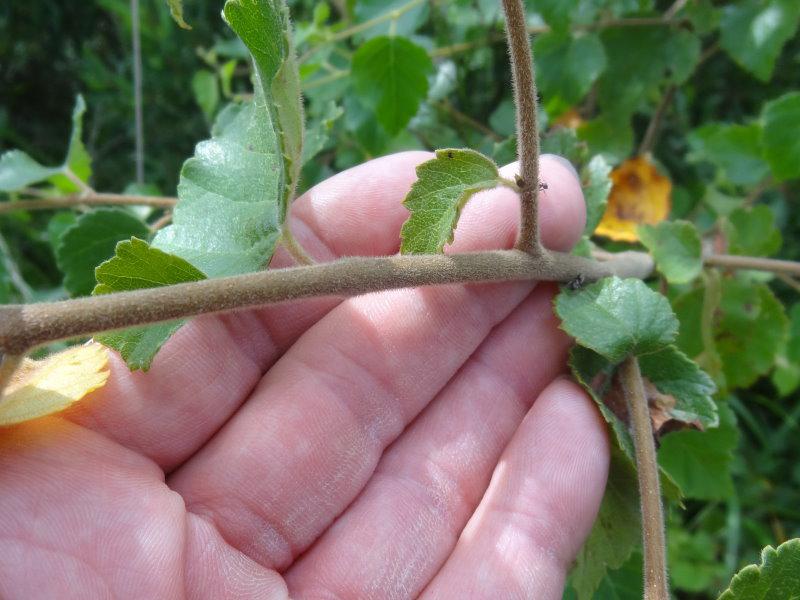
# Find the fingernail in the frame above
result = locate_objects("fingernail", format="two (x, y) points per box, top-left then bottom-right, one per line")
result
(543, 153), (580, 182)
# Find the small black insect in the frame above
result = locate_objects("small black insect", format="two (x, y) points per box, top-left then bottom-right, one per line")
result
(539, 181), (548, 190)
(567, 274), (585, 290)
(446, 151), (454, 159)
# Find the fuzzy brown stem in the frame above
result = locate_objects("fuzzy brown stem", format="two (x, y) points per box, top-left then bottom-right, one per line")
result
(620, 356), (669, 600)
(0, 249), (654, 355)
(0, 194), (177, 214)
(501, 0), (541, 254)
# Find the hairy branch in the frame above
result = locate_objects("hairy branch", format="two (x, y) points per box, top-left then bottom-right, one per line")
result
(0, 249), (654, 355)
(501, 0), (541, 254)
(0, 194), (177, 214)
(619, 355), (669, 600)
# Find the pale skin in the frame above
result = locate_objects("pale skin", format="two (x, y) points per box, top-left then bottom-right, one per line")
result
(0, 152), (610, 599)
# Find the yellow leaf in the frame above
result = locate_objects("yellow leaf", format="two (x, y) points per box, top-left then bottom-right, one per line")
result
(595, 156), (671, 242)
(553, 108), (584, 130)
(0, 343), (109, 426)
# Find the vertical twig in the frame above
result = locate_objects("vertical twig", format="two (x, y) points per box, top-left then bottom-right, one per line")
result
(663, 0), (689, 20)
(131, 0), (145, 185)
(638, 86), (675, 156)
(0, 233), (34, 302)
(0, 353), (24, 399)
(620, 356), (669, 600)
(280, 225), (315, 265)
(501, 0), (542, 255)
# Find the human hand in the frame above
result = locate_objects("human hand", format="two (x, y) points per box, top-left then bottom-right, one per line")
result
(0, 152), (610, 599)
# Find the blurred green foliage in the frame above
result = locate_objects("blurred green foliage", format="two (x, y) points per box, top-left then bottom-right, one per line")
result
(1, 0), (800, 598)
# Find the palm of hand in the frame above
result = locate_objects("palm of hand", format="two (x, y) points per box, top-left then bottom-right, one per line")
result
(0, 153), (609, 600)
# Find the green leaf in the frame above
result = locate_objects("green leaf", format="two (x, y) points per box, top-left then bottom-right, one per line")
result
(94, 237), (207, 294)
(674, 279), (788, 389)
(0, 259), (11, 304)
(638, 220), (702, 284)
(0, 96), (91, 193)
(94, 238), (207, 371)
(110, 31), (291, 369)
(578, 113), (634, 163)
(541, 128), (585, 165)
(56, 94), (93, 192)
(534, 32), (606, 112)
(597, 27), (700, 118)
(555, 277), (678, 362)
(0, 150), (60, 193)
(719, 0), (800, 82)
(568, 345), (684, 504)
(669, 529), (728, 592)
(224, 0), (304, 214)
(211, 102), (245, 137)
(718, 538), (800, 599)
(400, 149), (501, 254)
(687, 123), (770, 187)
(592, 552), (643, 599)
(716, 280), (787, 389)
(582, 155), (612, 236)
(528, 0), (579, 32)
(351, 35), (433, 135)
(638, 346), (718, 428)
(570, 448), (641, 600)
(676, 280), (788, 390)
(152, 92), (283, 277)
(569, 345), (636, 459)
(658, 403), (738, 501)
(772, 303), (800, 396)
(47, 212), (78, 251)
(55, 208), (150, 297)
(302, 101), (344, 165)
(166, 0), (192, 29)
(762, 92), (800, 181)
(192, 70), (220, 122)
(724, 205), (781, 257)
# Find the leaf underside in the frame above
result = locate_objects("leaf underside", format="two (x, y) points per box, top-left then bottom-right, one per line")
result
(400, 148), (501, 254)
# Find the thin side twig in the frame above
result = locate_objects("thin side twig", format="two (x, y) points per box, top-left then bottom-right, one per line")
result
(619, 356), (669, 600)
(705, 254), (800, 277)
(279, 224), (315, 265)
(638, 86), (675, 156)
(0, 194), (177, 215)
(501, 0), (542, 254)
(131, 0), (145, 184)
